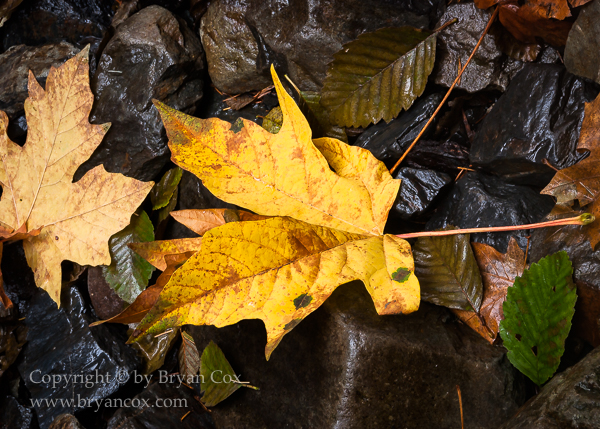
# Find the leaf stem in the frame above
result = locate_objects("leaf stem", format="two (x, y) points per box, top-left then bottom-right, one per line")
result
(395, 214), (594, 239)
(389, 7), (499, 175)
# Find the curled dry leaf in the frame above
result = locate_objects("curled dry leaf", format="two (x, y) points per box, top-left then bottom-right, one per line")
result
(0, 46), (153, 305)
(542, 92), (600, 248)
(453, 237), (525, 343)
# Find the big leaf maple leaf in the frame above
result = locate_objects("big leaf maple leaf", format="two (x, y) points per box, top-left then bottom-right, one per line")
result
(127, 67), (419, 359)
(0, 46), (153, 305)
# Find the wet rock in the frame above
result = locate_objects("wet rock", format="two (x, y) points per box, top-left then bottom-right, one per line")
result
(403, 139), (470, 176)
(565, 0), (600, 84)
(76, 6), (205, 182)
(0, 0), (114, 51)
(200, 0), (437, 94)
(427, 171), (555, 252)
(106, 381), (215, 429)
(14, 283), (141, 428)
(197, 85), (279, 125)
(49, 414), (85, 429)
(470, 64), (598, 186)
(392, 167), (452, 220)
(499, 346), (600, 429)
(0, 395), (35, 429)
(353, 93), (443, 168)
(87, 267), (127, 321)
(434, 2), (524, 93)
(0, 42), (78, 143)
(189, 281), (526, 428)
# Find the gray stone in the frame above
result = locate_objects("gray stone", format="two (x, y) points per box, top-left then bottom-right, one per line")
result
(565, 0), (600, 84)
(199, 0), (437, 94)
(189, 282), (526, 428)
(0, 395), (35, 429)
(499, 346), (600, 429)
(433, 2), (523, 93)
(76, 6), (205, 182)
(0, 42), (78, 142)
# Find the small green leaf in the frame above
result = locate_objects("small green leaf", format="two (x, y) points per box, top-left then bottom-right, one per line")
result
(321, 26), (437, 128)
(262, 106), (283, 134)
(150, 167), (183, 210)
(499, 251), (577, 386)
(178, 330), (200, 380)
(157, 185), (178, 225)
(103, 211), (155, 304)
(413, 227), (483, 311)
(200, 341), (258, 407)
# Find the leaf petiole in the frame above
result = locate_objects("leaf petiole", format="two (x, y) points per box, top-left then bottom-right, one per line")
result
(395, 214), (594, 239)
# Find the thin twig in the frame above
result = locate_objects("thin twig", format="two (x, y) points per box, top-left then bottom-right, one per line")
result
(390, 7), (499, 174)
(457, 385), (464, 429)
(395, 214), (594, 239)
(434, 17), (458, 33)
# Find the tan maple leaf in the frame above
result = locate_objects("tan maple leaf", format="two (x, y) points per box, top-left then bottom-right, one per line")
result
(0, 46), (153, 305)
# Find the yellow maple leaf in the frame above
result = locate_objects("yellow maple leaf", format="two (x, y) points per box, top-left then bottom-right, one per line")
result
(132, 217), (418, 359)
(128, 66), (418, 359)
(0, 46), (153, 305)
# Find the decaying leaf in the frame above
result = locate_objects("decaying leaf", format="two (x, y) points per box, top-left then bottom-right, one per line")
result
(171, 209), (267, 236)
(154, 66), (399, 236)
(200, 341), (257, 407)
(0, 46), (153, 305)
(132, 217), (419, 359)
(498, 4), (572, 46)
(0, 0), (23, 27)
(103, 211), (155, 304)
(130, 326), (179, 375)
(413, 227), (483, 311)
(542, 93), (600, 248)
(453, 237), (525, 343)
(150, 167), (183, 210)
(321, 27), (436, 128)
(261, 106), (283, 134)
(179, 330), (201, 380)
(500, 251), (576, 385)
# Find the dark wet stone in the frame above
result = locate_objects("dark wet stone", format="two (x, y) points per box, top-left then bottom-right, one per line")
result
(499, 346), (600, 429)
(0, 0), (114, 51)
(76, 6), (205, 182)
(14, 284), (141, 428)
(565, 0), (600, 84)
(403, 139), (470, 176)
(434, 3), (523, 93)
(353, 93), (443, 168)
(189, 281), (526, 428)
(87, 267), (127, 321)
(0, 42), (78, 143)
(200, 0), (438, 93)
(48, 414), (85, 429)
(427, 171), (555, 252)
(470, 64), (598, 186)
(392, 167), (452, 220)
(106, 381), (215, 429)
(197, 85), (279, 125)
(0, 395), (35, 429)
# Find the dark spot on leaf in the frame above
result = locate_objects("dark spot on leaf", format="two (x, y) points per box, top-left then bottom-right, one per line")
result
(55, 236), (59, 240)
(293, 294), (312, 309)
(230, 118), (244, 133)
(516, 334), (522, 341)
(391, 267), (410, 283)
(284, 318), (302, 330)
(531, 345), (538, 356)
(552, 286), (556, 292)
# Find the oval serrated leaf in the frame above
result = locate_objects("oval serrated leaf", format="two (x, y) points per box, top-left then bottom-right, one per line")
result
(103, 211), (155, 304)
(413, 227), (483, 311)
(499, 251), (577, 386)
(178, 330), (200, 380)
(321, 26), (437, 128)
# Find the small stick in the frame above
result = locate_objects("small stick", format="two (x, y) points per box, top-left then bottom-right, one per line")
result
(457, 385), (464, 429)
(181, 411), (191, 421)
(434, 18), (458, 33)
(395, 214), (594, 239)
(390, 7), (499, 174)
